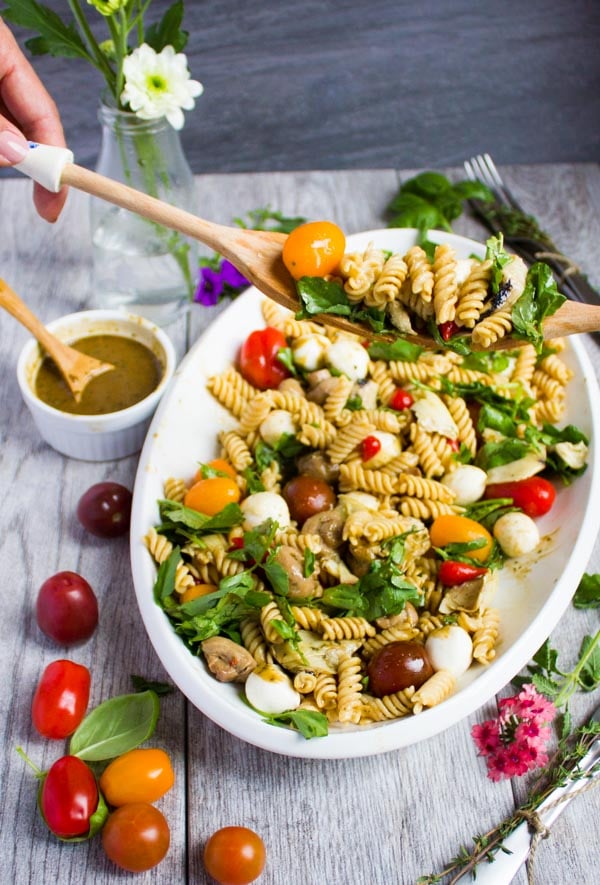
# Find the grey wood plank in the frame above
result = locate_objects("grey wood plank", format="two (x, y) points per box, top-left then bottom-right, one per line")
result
(3, 0), (599, 176)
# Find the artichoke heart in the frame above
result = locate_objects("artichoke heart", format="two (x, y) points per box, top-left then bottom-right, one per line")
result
(439, 571), (498, 615)
(271, 629), (362, 674)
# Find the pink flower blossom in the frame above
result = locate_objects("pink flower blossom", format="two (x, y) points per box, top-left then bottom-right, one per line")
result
(472, 685), (557, 781)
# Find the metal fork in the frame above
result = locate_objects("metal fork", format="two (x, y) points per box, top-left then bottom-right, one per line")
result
(464, 153), (600, 307)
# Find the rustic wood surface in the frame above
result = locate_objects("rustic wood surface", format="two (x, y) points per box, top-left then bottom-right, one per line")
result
(2, 0), (600, 175)
(0, 163), (599, 884)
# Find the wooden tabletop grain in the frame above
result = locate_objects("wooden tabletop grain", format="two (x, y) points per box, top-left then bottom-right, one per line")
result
(0, 164), (599, 885)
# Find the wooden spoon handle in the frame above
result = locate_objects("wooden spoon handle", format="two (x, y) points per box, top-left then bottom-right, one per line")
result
(63, 163), (248, 255)
(0, 278), (75, 367)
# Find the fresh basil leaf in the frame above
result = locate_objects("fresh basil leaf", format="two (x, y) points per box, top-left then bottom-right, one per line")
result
(573, 573), (600, 609)
(262, 709), (329, 739)
(387, 193), (447, 232)
(322, 584), (367, 614)
(242, 465), (266, 494)
(368, 338), (424, 362)
(303, 548), (316, 578)
(475, 439), (536, 471)
(70, 691), (160, 761)
(201, 503), (244, 531)
(277, 347), (298, 376)
(234, 207), (307, 234)
(296, 277), (351, 316)
(461, 351), (510, 374)
(452, 180), (494, 202)
(158, 499), (210, 530)
(263, 560), (290, 596)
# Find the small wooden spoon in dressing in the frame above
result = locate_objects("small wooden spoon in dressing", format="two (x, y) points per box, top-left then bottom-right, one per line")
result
(40, 162), (600, 351)
(0, 279), (113, 402)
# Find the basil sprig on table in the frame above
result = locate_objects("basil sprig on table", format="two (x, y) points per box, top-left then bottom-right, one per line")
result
(69, 690), (160, 761)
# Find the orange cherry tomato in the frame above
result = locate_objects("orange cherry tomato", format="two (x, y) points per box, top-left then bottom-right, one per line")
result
(429, 514), (493, 563)
(99, 748), (174, 807)
(181, 583), (218, 603)
(184, 476), (240, 516)
(193, 459), (237, 483)
(282, 220), (346, 280)
(203, 826), (266, 885)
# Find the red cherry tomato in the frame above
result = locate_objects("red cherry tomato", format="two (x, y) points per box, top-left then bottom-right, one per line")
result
(102, 803), (170, 872)
(439, 320), (460, 341)
(360, 434), (382, 462)
(438, 561), (489, 587)
(203, 826), (266, 885)
(32, 659), (91, 739)
(77, 482), (132, 538)
(282, 220), (346, 280)
(389, 388), (414, 411)
(446, 438), (460, 453)
(484, 476), (556, 518)
(40, 755), (99, 839)
(36, 571), (99, 645)
(367, 641), (434, 697)
(238, 327), (290, 390)
(282, 474), (336, 525)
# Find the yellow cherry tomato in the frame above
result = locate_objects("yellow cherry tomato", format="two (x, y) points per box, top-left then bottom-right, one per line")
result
(193, 458), (237, 483)
(99, 748), (174, 807)
(282, 220), (346, 280)
(184, 476), (240, 516)
(429, 514), (493, 563)
(180, 583), (217, 603)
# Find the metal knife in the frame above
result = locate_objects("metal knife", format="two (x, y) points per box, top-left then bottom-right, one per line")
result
(461, 702), (600, 885)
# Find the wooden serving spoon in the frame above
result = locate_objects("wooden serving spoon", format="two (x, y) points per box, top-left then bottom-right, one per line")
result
(14, 147), (600, 351)
(0, 278), (113, 402)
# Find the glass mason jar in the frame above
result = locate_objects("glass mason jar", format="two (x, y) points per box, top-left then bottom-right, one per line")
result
(91, 101), (198, 326)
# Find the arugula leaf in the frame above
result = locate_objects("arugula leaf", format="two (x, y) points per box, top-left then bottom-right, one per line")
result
(461, 350), (510, 375)
(144, 0), (189, 53)
(344, 395), (363, 411)
(131, 676), (174, 696)
(303, 548), (316, 578)
(2, 0), (90, 60)
(368, 338), (424, 362)
(511, 262), (566, 352)
(234, 207), (307, 234)
(485, 234), (512, 293)
(573, 573), (600, 609)
(276, 347), (298, 376)
(260, 708), (328, 739)
(296, 278), (351, 317)
(154, 548), (181, 601)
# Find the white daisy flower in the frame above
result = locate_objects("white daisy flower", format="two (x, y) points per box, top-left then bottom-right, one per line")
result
(121, 44), (203, 130)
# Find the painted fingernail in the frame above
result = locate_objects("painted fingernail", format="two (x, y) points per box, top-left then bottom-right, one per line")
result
(0, 131), (30, 164)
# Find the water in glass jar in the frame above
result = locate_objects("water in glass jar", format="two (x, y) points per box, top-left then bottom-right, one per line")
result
(92, 206), (196, 327)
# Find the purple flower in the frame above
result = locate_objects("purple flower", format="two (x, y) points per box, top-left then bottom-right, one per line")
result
(194, 259), (249, 306)
(220, 259), (249, 289)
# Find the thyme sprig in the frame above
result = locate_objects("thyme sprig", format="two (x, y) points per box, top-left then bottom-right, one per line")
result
(417, 719), (600, 884)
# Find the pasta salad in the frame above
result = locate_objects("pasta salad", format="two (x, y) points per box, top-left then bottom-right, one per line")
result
(146, 248), (589, 739)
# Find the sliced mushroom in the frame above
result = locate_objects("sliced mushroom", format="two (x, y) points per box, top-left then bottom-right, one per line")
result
(302, 506), (346, 549)
(201, 637), (257, 683)
(296, 451), (340, 484)
(376, 601), (419, 630)
(272, 545), (321, 600)
(306, 374), (340, 404)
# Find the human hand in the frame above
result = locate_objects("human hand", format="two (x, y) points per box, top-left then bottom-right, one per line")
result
(0, 18), (68, 222)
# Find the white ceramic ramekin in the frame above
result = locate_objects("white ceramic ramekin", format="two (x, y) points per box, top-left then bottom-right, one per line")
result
(17, 309), (176, 461)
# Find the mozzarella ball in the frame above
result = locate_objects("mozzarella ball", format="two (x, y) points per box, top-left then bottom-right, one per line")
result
(326, 338), (369, 381)
(240, 492), (291, 530)
(245, 664), (301, 714)
(259, 409), (297, 446)
(360, 430), (401, 468)
(493, 511), (540, 557)
(292, 334), (330, 371)
(441, 464), (487, 505)
(425, 626), (473, 677)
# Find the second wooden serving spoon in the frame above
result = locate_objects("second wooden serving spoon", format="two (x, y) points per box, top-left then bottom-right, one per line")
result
(0, 278), (113, 402)
(13, 144), (600, 351)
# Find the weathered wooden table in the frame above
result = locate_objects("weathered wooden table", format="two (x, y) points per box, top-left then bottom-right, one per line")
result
(1, 164), (599, 884)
